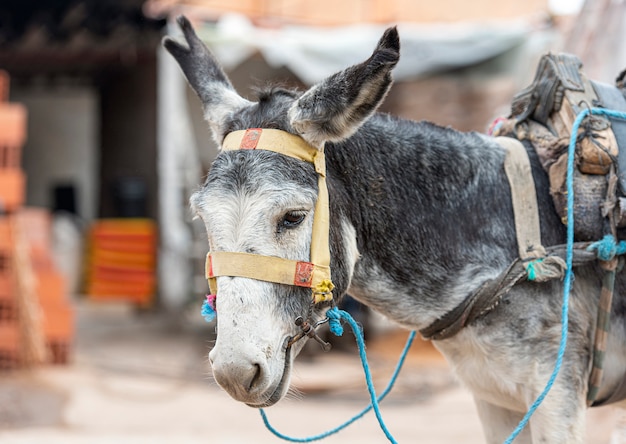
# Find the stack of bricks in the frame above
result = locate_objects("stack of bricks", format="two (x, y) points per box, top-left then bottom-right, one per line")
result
(20, 209), (74, 364)
(0, 217), (19, 368)
(85, 219), (156, 308)
(0, 70), (74, 369)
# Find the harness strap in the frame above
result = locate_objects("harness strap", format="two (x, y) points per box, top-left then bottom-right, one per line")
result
(206, 252), (331, 291)
(222, 128), (327, 175)
(499, 136), (568, 281)
(207, 128), (334, 304)
(588, 257), (619, 406)
(498, 137), (546, 261)
(420, 242), (597, 341)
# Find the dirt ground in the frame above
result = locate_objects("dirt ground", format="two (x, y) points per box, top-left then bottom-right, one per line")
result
(0, 301), (624, 443)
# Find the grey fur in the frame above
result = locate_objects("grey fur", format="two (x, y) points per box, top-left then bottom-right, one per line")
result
(168, 17), (626, 443)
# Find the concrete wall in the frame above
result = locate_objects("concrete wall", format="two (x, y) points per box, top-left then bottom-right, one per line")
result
(12, 87), (99, 221)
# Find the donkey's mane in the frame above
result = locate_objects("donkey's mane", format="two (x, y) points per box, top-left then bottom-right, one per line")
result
(253, 85), (300, 102)
(224, 86), (299, 135)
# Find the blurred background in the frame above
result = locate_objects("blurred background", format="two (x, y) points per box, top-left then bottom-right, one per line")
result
(1, 0), (625, 442)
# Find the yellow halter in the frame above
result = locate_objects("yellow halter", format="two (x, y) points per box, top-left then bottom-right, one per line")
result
(205, 128), (334, 304)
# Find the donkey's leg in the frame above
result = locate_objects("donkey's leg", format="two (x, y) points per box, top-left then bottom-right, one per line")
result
(526, 387), (586, 444)
(474, 397), (531, 444)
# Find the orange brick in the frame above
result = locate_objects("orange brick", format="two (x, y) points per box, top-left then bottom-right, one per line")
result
(0, 271), (13, 301)
(41, 304), (74, 341)
(0, 322), (19, 352)
(0, 104), (27, 148)
(36, 270), (67, 306)
(0, 170), (25, 211)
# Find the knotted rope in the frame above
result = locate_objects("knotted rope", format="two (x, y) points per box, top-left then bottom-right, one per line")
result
(587, 234), (626, 261)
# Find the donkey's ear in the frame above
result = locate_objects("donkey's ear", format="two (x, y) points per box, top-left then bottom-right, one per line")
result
(289, 27), (400, 147)
(163, 16), (250, 137)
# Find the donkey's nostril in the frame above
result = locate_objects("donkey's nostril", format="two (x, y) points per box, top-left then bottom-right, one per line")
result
(210, 353), (269, 400)
(247, 363), (262, 392)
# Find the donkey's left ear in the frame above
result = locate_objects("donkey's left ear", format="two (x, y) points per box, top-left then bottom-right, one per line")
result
(163, 16), (251, 141)
(289, 27), (400, 147)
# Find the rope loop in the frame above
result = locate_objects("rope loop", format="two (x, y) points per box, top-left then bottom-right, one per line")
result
(587, 234), (626, 261)
(326, 306), (344, 336)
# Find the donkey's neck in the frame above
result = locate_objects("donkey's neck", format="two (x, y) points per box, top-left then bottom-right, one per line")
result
(326, 114), (560, 330)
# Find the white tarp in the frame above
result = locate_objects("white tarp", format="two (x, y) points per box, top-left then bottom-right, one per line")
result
(190, 14), (531, 85)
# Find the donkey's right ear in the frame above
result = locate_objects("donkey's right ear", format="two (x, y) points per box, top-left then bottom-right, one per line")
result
(288, 27), (399, 148)
(163, 16), (250, 136)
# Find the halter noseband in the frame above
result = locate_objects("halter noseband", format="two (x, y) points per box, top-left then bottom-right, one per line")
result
(205, 128), (335, 304)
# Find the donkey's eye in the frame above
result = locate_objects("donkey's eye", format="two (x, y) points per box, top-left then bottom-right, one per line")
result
(281, 211), (306, 228)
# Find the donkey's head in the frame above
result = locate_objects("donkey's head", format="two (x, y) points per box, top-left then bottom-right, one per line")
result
(164, 16), (399, 407)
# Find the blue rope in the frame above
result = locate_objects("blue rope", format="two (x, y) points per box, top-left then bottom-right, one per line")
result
(504, 107), (626, 443)
(325, 306), (344, 336)
(260, 308), (416, 443)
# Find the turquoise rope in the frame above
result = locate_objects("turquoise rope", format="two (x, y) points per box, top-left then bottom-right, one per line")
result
(587, 234), (626, 261)
(325, 307), (344, 336)
(260, 308), (416, 443)
(504, 107), (626, 443)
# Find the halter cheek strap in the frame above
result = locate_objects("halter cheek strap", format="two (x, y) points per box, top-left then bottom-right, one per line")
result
(205, 128), (334, 304)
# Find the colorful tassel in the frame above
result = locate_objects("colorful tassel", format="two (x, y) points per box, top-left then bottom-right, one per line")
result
(201, 294), (217, 323)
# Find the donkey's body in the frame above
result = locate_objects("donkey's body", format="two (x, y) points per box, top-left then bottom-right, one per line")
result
(166, 17), (626, 443)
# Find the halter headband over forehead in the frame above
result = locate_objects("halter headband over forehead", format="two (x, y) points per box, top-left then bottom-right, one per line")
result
(205, 128), (334, 304)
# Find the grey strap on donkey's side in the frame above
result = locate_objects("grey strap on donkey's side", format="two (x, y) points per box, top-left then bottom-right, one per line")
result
(497, 136), (567, 279)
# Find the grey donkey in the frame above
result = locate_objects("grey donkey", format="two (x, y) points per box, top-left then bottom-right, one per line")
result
(164, 16), (626, 443)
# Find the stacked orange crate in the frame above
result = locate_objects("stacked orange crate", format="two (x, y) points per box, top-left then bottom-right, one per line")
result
(86, 219), (157, 307)
(18, 209), (74, 364)
(0, 217), (19, 369)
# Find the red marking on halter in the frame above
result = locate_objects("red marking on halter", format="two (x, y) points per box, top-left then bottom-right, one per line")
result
(240, 128), (262, 149)
(294, 261), (314, 287)
(207, 254), (214, 278)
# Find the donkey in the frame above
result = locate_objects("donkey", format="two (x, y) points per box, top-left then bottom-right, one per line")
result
(164, 17), (626, 443)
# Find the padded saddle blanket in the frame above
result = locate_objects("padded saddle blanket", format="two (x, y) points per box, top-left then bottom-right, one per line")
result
(501, 53), (626, 241)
